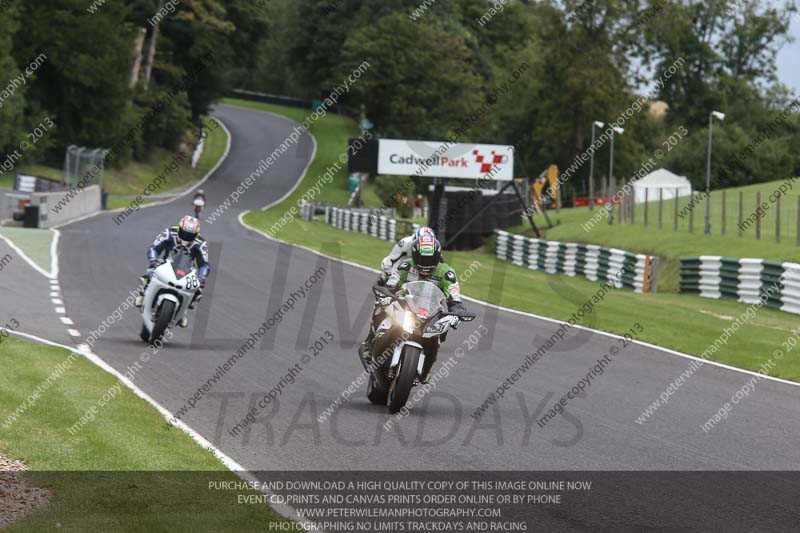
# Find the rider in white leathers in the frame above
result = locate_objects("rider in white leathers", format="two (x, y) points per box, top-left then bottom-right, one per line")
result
(360, 226), (439, 361)
(378, 226), (436, 284)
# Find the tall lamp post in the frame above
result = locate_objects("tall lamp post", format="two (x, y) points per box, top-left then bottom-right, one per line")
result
(705, 110), (726, 234)
(589, 120), (604, 210)
(607, 125), (624, 224)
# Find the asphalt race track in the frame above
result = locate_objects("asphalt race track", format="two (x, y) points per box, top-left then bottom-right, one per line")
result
(11, 104), (800, 527)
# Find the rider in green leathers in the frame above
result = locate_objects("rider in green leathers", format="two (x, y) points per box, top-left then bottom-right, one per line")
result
(361, 234), (468, 383)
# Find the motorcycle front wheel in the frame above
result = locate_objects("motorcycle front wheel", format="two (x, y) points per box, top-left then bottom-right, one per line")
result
(150, 300), (175, 344)
(387, 345), (420, 414)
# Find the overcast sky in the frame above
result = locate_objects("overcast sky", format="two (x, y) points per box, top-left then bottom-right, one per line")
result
(776, 13), (800, 93)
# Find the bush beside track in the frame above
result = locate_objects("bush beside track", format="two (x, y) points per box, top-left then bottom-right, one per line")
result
(0, 337), (292, 530)
(238, 100), (800, 381)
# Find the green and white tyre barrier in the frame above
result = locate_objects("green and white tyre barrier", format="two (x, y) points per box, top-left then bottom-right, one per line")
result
(680, 256), (799, 314)
(493, 230), (658, 292)
(326, 207), (419, 242)
(300, 201), (314, 222)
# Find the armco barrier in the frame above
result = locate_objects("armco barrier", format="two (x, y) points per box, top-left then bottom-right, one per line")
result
(30, 184), (102, 228)
(494, 230), (658, 292)
(679, 256), (800, 314)
(326, 207), (419, 242)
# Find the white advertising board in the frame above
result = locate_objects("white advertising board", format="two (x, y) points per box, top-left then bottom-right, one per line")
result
(378, 139), (514, 180)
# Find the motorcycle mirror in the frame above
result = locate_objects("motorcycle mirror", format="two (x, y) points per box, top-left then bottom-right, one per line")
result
(373, 285), (393, 299)
(372, 285), (384, 294)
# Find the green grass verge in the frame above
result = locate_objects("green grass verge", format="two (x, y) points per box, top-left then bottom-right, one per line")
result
(103, 116), (229, 197)
(0, 227), (53, 273)
(0, 338), (291, 530)
(237, 100), (800, 382)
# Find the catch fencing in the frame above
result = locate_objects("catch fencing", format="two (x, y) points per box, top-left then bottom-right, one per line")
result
(494, 230), (658, 292)
(326, 206), (418, 242)
(679, 256), (800, 314)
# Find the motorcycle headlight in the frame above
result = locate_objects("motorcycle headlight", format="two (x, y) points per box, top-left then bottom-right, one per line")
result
(402, 312), (416, 334)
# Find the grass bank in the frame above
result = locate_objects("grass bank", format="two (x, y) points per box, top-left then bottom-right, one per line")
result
(9, 116), (228, 212)
(517, 188), (800, 293)
(236, 99), (800, 382)
(0, 337), (291, 530)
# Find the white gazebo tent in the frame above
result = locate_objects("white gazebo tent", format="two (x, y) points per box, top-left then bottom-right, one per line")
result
(632, 168), (693, 204)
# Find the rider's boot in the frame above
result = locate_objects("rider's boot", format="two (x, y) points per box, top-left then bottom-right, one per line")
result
(418, 343), (438, 385)
(134, 277), (148, 308)
(189, 288), (203, 310)
(359, 326), (375, 363)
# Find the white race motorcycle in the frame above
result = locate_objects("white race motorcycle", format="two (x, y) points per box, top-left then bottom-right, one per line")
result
(139, 249), (201, 343)
(365, 281), (474, 413)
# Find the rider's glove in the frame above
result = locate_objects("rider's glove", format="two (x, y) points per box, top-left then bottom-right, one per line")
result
(146, 260), (158, 279)
(448, 300), (468, 316)
(376, 272), (388, 286)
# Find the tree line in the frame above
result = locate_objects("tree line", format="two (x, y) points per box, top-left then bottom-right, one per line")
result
(1, 0), (797, 198)
(245, 0), (800, 196)
(0, 0), (265, 169)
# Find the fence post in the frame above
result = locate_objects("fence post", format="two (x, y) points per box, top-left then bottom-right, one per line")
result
(797, 196), (800, 246)
(608, 177), (615, 225)
(674, 188), (678, 231)
(722, 190), (726, 235)
(739, 191), (744, 238)
(756, 191), (761, 240)
(628, 191), (633, 222)
(776, 194), (781, 244)
(644, 188), (649, 227)
(658, 189), (663, 229)
(689, 199), (694, 234)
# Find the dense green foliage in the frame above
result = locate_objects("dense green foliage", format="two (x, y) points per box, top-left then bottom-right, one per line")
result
(0, 0), (262, 168)
(245, 0), (800, 196)
(0, 0), (796, 190)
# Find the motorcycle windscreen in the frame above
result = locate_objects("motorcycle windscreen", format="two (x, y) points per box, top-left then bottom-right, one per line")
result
(402, 281), (447, 318)
(171, 252), (195, 278)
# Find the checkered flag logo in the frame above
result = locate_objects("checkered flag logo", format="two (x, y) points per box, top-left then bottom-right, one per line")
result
(472, 150), (509, 173)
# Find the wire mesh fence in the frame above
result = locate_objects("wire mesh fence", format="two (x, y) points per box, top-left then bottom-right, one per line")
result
(63, 145), (109, 187)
